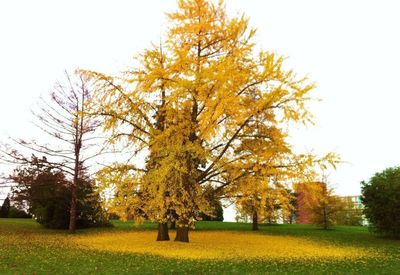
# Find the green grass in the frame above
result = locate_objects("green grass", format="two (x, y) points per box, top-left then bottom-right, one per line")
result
(1, 218), (399, 274)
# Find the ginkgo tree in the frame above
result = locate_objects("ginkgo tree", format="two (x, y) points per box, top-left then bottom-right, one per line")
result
(84, 0), (336, 242)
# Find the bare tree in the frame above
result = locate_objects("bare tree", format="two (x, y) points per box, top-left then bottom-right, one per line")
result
(0, 71), (101, 233)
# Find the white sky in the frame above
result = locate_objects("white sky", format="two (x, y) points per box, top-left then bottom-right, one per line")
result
(1, 0), (400, 221)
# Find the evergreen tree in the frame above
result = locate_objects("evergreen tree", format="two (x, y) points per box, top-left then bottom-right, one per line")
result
(0, 197), (11, 218)
(362, 167), (400, 238)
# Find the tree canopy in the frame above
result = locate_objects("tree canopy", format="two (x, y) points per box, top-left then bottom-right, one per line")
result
(83, 0), (337, 242)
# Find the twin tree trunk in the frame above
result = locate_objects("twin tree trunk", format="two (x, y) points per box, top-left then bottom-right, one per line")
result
(157, 222), (190, 242)
(175, 225), (189, 242)
(155, 91), (195, 243)
(157, 223), (170, 241)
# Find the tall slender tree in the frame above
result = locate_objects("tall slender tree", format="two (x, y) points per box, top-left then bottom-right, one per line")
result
(0, 71), (100, 233)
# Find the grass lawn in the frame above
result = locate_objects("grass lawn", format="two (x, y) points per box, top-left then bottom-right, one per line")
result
(0, 218), (399, 274)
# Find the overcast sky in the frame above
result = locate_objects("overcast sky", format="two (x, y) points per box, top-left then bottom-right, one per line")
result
(1, 0), (399, 220)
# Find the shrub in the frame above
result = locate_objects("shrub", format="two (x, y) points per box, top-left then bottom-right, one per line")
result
(10, 160), (109, 229)
(8, 206), (32, 218)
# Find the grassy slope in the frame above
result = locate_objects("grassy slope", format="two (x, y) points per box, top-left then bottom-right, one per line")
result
(0, 218), (399, 274)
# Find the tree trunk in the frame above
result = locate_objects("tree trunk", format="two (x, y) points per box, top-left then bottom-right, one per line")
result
(68, 179), (77, 233)
(252, 211), (259, 231)
(175, 226), (189, 242)
(69, 145), (80, 234)
(170, 221), (176, 230)
(157, 223), (170, 241)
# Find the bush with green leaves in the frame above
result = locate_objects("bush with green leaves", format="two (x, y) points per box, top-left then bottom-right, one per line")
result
(362, 167), (400, 238)
(10, 157), (108, 229)
(8, 206), (32, 218)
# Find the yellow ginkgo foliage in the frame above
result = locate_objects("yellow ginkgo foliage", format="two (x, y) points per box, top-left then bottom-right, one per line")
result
(84, 0), (335, 242)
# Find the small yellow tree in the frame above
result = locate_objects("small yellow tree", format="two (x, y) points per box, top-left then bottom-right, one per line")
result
(229, 123), (337, 231)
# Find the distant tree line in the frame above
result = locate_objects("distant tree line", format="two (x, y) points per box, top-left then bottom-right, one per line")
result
(234, 182), (364, 229)
(0, 196), (32, 218)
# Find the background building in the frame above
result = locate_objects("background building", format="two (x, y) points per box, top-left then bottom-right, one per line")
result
(294, 182), (326, 224)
